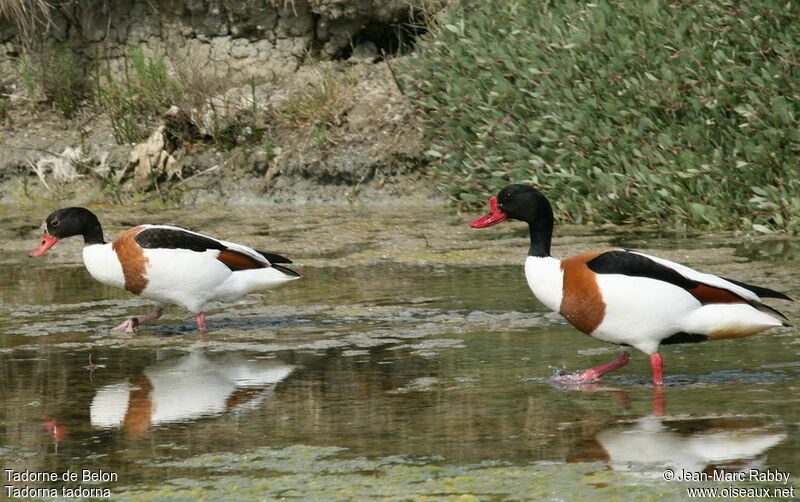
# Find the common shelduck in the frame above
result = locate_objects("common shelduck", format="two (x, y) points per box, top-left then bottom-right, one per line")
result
(90, 351), (294, 435)
(29, 207), (300, 333)
(469, 184), (791, 385)
(569, 415), (786, 474)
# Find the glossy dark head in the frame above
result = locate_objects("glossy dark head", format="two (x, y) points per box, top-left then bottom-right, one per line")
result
(29, 207), (104, 257)
(468, 185), (555, 257)
(468, 184), (553, 227)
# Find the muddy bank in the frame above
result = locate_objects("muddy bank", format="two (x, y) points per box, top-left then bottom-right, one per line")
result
(0, 56), (433, 207)
(8, 202), (796, 268)
(0, 0), (437, 208)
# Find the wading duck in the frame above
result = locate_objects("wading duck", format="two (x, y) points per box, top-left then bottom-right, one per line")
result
(30, 207), (300, 333)
(469, 184), (790, 385)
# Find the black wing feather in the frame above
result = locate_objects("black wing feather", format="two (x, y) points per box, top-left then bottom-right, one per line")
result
(136, 227), (296, 271)
(135, 227), (226, 252)
(719, 276), (792, 301)
(588, 250), (791, 309)
(587, 250), (698, 289)
(271, 263), (301, 277)
(257, 250), (293, 264)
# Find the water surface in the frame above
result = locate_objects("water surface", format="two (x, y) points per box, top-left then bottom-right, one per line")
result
(0, 204), (798, 500)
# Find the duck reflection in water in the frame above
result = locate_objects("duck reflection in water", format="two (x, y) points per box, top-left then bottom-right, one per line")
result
(567, 388), (786, 475)
(40, 415), (66, 452)
(90, 350), (294, 436)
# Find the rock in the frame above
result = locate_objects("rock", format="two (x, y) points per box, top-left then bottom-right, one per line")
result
(30, 147), (80, 188)
(129, 126), (181, 190)
(348, 88), (390, 133)
(1, 0), (421, 83)
(350, 41), (378, 63)
(0, 1), (432, 204)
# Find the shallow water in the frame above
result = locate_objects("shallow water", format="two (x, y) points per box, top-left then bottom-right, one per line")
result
(0, 204), (798, 500)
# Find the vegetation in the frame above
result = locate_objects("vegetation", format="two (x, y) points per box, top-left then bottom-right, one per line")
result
(0, 0), (52, 42)
(407, 0), (800, 232)
(277, 64), (359, 130)
(17, 44), (88, 119)
(0, 87), (8, 123)
(95, 47), (183, 144)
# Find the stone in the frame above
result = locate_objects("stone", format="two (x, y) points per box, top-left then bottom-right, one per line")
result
(129, 126), (181, 191)
(348, 88), (389, 133)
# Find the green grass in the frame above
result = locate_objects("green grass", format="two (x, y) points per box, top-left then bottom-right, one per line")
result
(95, 47), (182, 144)
(17, 44), (88, 118)
(405, 0), (800, 232)
(276, 63), (360, 130)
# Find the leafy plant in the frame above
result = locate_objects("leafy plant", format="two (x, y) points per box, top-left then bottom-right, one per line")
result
(0, 91), (8, 123)
(17, 44), (88, 118)
(95, 46), (182, 144)
(405, 0), (800, 232)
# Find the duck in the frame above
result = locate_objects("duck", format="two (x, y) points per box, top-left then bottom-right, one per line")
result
(90, 351), (294, 435)
(468, 184), (791, 385)
(29, 207), (300, 333)
(568, 414), (786, 475)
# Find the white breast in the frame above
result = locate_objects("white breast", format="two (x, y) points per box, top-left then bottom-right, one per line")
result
(82, 244), (126, 289)
(524, 256), (564, 312)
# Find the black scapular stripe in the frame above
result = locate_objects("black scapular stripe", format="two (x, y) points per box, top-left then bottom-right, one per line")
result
(588, 250), (791, 306)
(587, 250), (699, 289)
(136, 227), (296, 271)
(135, 227), (227, 252)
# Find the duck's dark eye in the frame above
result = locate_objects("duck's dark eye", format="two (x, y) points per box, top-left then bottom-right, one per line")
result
(50, 219), (60, 227)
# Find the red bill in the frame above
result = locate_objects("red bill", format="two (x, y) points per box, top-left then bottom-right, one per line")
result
(468, 196), (508, 228)
(30, 232), (59, 257)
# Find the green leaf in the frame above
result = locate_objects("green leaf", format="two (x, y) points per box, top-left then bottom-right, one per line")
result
(459, 192), (479, 203)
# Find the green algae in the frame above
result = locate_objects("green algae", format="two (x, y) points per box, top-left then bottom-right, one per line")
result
(115, 445), (685, 502)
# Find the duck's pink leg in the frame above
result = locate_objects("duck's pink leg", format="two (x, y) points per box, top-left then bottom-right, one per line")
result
(551, 350), (630, 384)
(652, 385), (665, 416)
(112, 307), (164, 333)
(195, 313), (207, 332)
(650, 353), (664, 386)
(195, 313), (208, 342)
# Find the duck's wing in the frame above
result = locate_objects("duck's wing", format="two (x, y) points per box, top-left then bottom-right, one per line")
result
(586, 249), (790, 306)
(715, 276), (791, 301)
(134, 225), (271, 271)
(255, 250), (293, 264)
